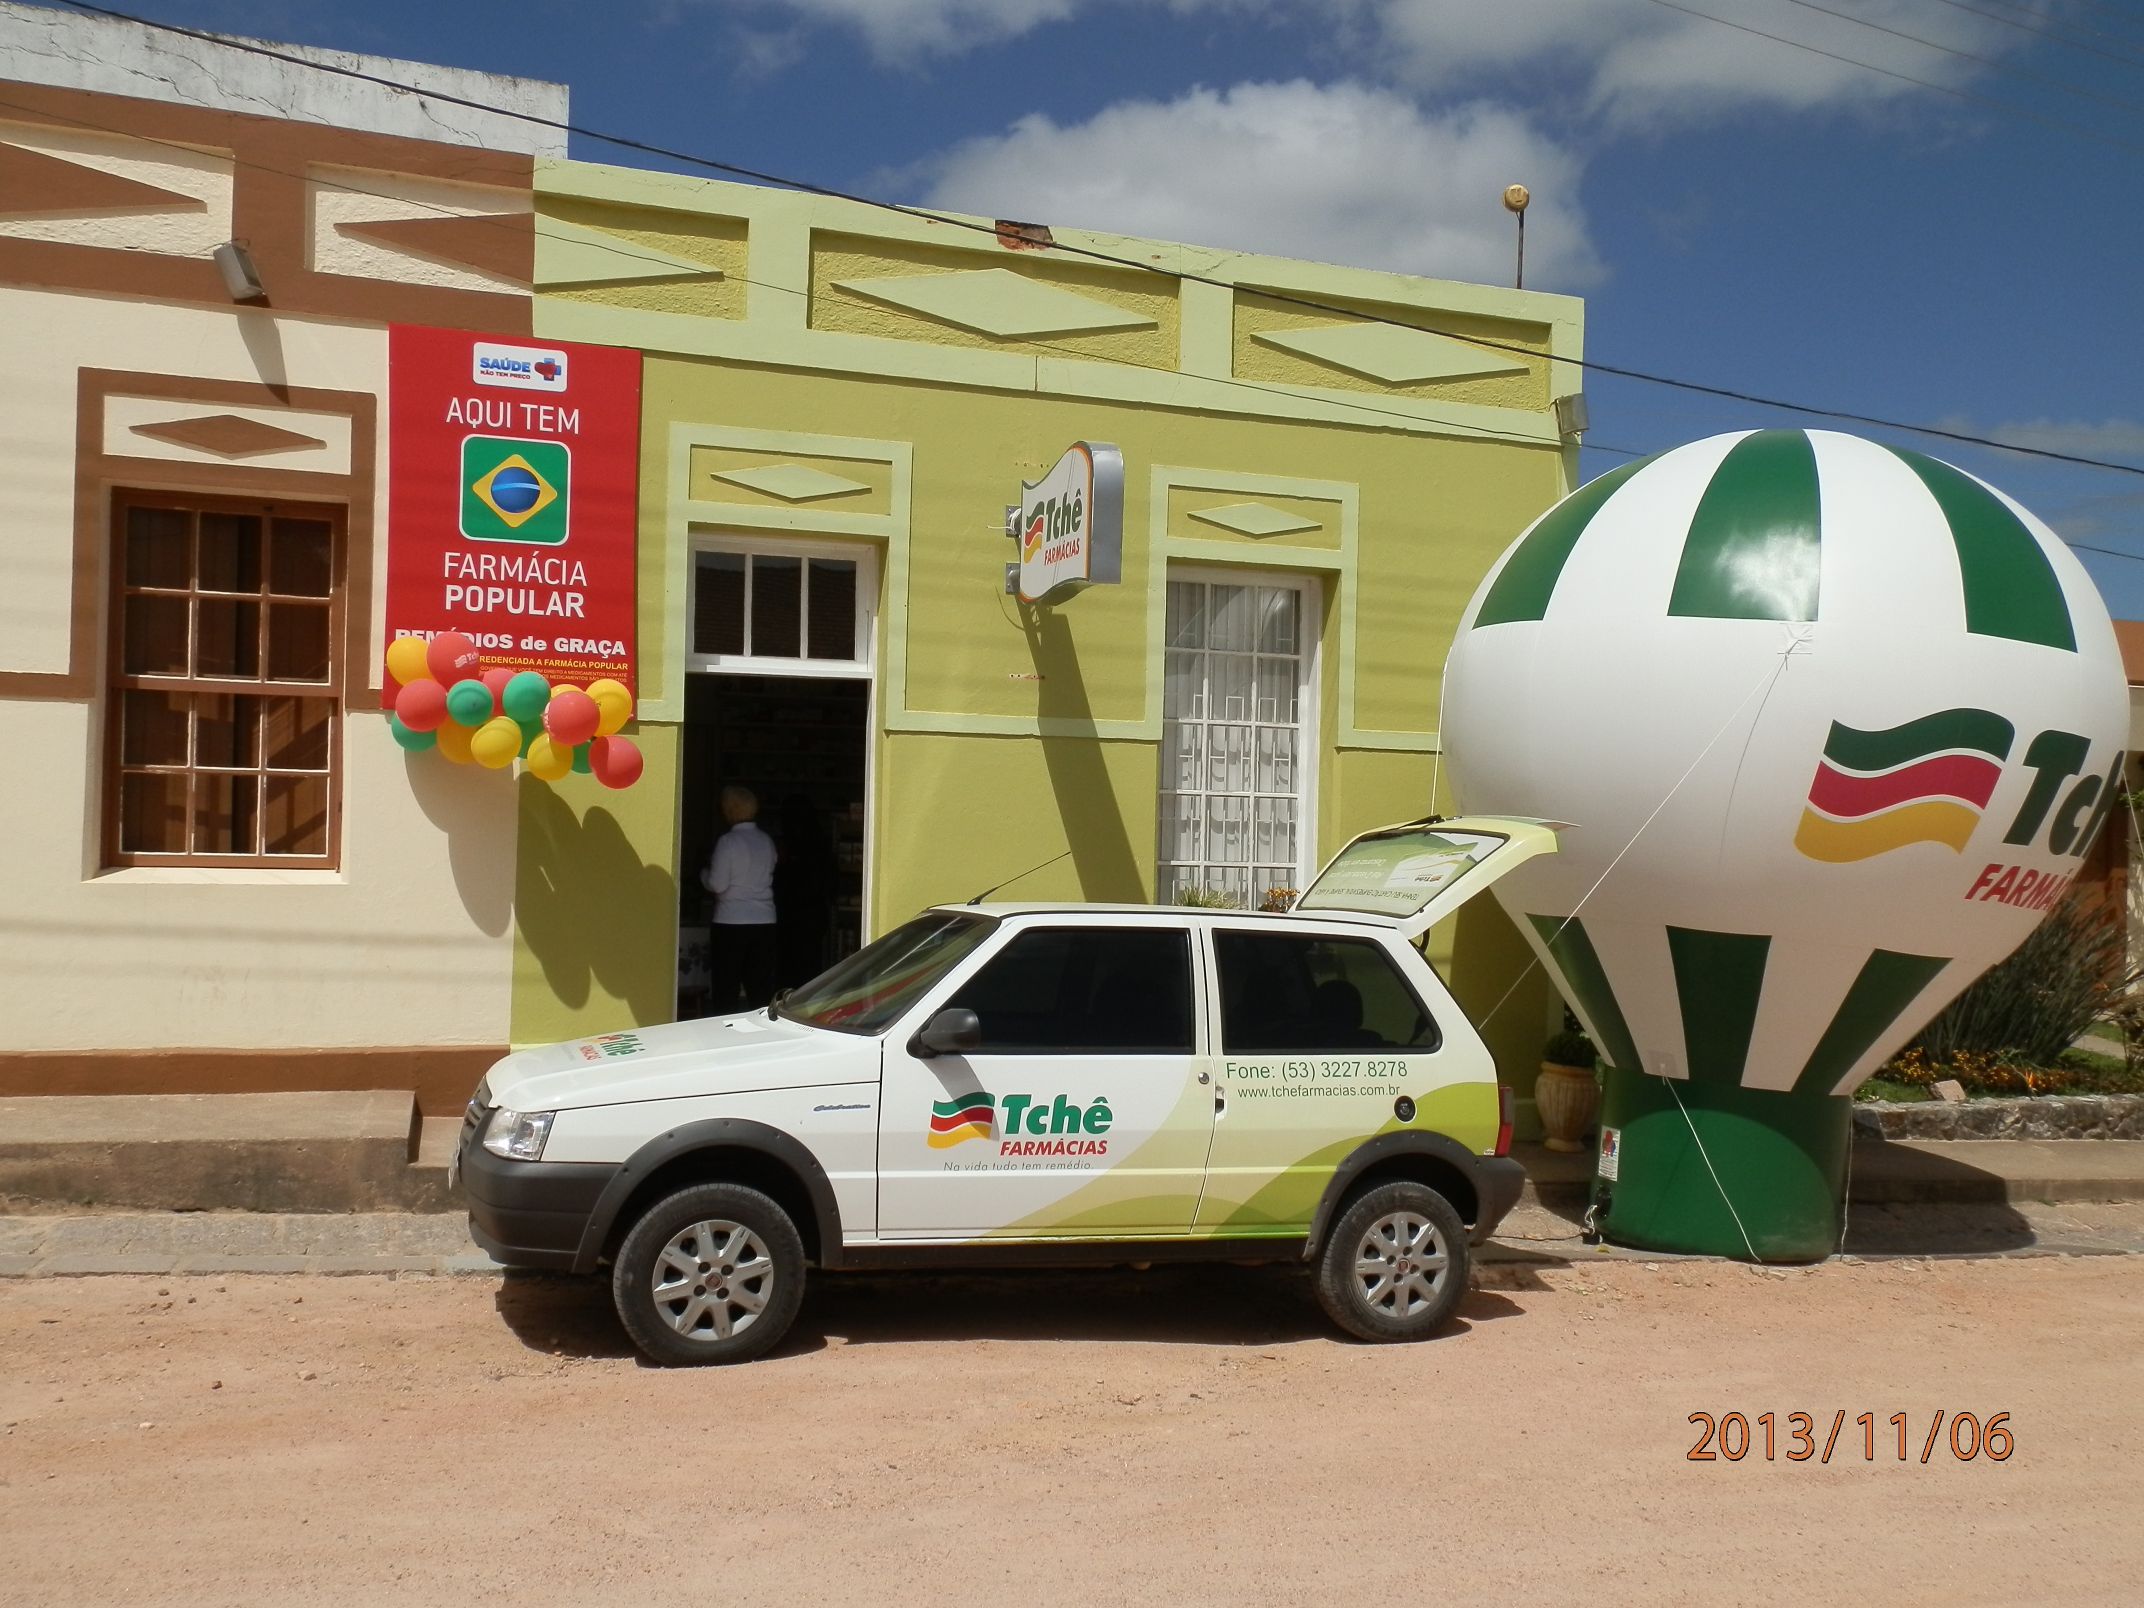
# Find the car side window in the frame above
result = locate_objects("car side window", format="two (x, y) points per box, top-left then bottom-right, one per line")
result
(946, 927), (1194, 1054)
(1213, 931), (1440, 1053)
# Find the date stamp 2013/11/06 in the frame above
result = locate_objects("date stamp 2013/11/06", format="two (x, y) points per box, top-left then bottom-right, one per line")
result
(1687, 1412), (2014, 1463)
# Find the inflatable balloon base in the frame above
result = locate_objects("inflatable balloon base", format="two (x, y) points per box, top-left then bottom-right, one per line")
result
(1591, 1070), (1849, 1264)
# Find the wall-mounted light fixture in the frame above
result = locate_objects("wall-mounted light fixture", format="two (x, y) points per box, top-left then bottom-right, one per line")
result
(1554, 392), (1590, 438)
(212, 240), (266, 303)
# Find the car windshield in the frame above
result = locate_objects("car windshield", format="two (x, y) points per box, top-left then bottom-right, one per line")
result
(777, 912), (998, 1035)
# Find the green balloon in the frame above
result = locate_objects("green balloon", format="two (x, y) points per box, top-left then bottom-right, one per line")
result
(388, 713), (437, 753)
(571, 743), (593, 775)
(517, 718), (543, 756)
(502, 670), (551, 724)
(446, 679), (494, 728)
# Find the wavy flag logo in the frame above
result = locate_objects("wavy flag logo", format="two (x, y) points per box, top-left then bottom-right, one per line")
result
(927, 1091), (996, 1149)
(1794, 707), (2016, 863)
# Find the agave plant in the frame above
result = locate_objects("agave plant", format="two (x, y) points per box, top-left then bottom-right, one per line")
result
(1911, 894), (2134, 1068)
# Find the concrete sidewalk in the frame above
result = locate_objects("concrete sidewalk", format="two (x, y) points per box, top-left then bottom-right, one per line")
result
(5, 1197), (2143, 1278)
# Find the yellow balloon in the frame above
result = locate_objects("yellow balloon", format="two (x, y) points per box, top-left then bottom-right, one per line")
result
(433, 719), (475, 765)
(526, 734), (572, 782)
(385, 636), (433, 686)
(470, 715), (520, 770)
(587, 678), (633, 738)
(549, 683), (581, 700)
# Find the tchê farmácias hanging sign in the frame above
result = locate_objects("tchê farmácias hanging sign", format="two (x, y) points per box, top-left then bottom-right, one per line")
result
(380, 326), (645, 787)
(1006, 441), (1123, 605)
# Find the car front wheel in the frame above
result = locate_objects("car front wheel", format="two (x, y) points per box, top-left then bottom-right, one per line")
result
(1314, 1180), (1469, 1342)
(611, 1182), (806, 1366)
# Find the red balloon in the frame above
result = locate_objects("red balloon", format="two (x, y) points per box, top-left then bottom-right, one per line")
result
(591, 735), (643, 790)
(395, 678), (449, 733)
(480, 667), (513, 715)
(544, 689), (601, 747)
(426, 632), (481, 683)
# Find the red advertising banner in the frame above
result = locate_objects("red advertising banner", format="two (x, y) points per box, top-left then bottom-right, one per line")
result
(384, 324), (641, 698)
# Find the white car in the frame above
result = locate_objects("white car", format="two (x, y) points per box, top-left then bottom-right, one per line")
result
(458, 817), (1555, 1364)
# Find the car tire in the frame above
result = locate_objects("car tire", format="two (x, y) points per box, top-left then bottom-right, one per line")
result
(611, 1182), (806, 1366)
(1314, 1180), (1469, 1343)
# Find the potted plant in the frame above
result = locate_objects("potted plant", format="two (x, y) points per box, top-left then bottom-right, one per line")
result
(1536, 1013), (1601, 1154)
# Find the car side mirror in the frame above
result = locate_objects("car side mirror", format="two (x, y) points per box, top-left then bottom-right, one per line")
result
(915, 1007), (981, 1058)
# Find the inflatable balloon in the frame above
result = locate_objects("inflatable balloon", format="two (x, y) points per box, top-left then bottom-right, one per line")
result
(480, 667), (513, 712)
(426, 631), (481, 684)
(544, 689), (601, 747)
(385, 635), (433, 687)
(502, 671), (551, 725)
(387, 713), (436, 753)
(571, 743), (593, 775)
(394, 679), (448, 734)
(590, 734), (643, 790)
(586, 678), (633, 737)
(434, 719), (475, 765)
(1443, 429), (2127, 1260)
(445, 679), (495, 729)
(469, 715), (521, 770)
(525, 734), (573, 782)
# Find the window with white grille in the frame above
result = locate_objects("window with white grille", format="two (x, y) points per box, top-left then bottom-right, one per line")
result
(1157, 574), (1316, 908)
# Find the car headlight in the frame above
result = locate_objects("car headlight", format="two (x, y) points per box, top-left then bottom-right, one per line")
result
(481, 1109), (555, 1161)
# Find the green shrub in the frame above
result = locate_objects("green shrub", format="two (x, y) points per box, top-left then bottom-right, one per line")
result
(1543, 1028), (1596, 1068)
(1172, 885), (1241, 909)
(1909, 895), (2127, 1067)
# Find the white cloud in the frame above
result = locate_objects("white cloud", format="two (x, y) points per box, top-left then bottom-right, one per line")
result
(913, 78), (1599, 286)
(1938, 417), (2144, 466)
(1367, 0), (2029, 129)
(707, 0), (1266, 60)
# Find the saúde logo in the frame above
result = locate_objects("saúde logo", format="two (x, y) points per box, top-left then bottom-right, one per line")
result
(473, 341), (569, 392)
(928, 1090), (1112, 1157)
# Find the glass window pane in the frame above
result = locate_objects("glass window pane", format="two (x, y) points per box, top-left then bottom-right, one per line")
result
(1164, 722), (1201, 792)
(1160, 792), (1201, 863)
(120, 689), (190, 766)
(1214, 933), (1439, 1054)
(195, 598), (261, 678)
(1257, 586), (1300, 655)
(751, 556), (801, 658)
(1166, 580), (1206, 648)
(1205, 794), (1249, 865)
(261, 697), (332, 771)
(1163, 648), (1199, 719)
(124, 506), (191, 589)
(693, 552), (745, 655)
(1256, 726), (1295, 793)
(194, 773), (259, 856)
(197, 512), (263, 594)
(269, 518), (333, 597)
(948, 928), (1193, 1054)
(1253, 796), (1296, 866)
(267, 603), (331, 682)
(119, 772), (190, 854)
(263, 773), (329, 856)
(1207, 584), (1253, 651)
(194, 695), (260, 768)
(122, 594), (190, 675)
(1211, 653), (1252, 723)
(805, 559), (857, 660)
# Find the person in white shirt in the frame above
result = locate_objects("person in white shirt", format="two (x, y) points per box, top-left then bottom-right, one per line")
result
(701, 784), (778, 1013)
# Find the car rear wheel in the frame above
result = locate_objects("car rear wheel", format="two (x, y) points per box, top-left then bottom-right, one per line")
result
(1314, 1180), (1469, 1343)
(611, 1182), (805, 1366)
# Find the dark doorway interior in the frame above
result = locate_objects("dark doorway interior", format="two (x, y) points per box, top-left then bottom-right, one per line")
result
(678, 673), (868, 1018)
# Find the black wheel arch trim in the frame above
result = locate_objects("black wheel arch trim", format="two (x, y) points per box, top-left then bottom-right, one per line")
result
(571, 1118), (845, 1274)
(1302, 1132), (1495, 1259)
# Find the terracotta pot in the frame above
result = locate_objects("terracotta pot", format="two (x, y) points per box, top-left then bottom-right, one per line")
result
(1534, 1062), (1601, 1154)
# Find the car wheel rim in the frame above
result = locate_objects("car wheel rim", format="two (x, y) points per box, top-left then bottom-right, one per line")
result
(1353, 1210), (1448, 1319)
(651, 1219), (773, 1342)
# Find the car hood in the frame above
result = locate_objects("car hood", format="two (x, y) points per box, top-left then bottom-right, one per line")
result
(482, 1012), (877, 1113)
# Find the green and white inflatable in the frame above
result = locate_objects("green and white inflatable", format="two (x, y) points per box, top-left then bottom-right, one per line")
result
(1443, 429), (2127, 1260)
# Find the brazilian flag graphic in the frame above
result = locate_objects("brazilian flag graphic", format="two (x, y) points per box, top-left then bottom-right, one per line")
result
(461, 436), (569, 545)
(927, 1091), (995, 1150)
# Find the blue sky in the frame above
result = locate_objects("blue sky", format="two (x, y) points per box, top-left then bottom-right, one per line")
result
(39, 0), (2144, 610)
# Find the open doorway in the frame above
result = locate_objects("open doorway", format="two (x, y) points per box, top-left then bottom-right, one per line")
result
(678, 672), (869, 1018)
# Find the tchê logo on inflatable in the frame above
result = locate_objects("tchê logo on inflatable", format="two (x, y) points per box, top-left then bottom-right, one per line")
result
(927, 1090), (1113, 1156)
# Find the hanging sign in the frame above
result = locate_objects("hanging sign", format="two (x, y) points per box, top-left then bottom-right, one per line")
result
(1006, 441), (1123, 605)
(384, 325), (642, 698)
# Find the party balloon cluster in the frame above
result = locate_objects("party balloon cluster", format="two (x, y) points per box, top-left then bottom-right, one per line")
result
(382, 632), (644, 789)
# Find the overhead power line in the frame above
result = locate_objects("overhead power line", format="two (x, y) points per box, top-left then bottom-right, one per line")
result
(1921, 0), (2144, 73)
(41, 0), (2144, 481)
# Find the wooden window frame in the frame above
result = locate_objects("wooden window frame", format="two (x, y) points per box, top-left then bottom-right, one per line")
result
(103, 489), (346, 870)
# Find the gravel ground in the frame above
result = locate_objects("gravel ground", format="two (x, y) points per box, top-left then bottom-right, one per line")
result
(2, 1255), (2137, 1607)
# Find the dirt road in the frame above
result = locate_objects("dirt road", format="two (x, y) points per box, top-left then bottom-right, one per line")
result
(2, 1256), (2137, 1607)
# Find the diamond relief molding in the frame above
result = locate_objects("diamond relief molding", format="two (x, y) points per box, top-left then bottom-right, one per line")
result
(1252, 322), (1529, 386)
(711, 464), (871, 503)
(129, 414), (328, 460)
(1187, 502), (1324, 539)
(832, 267), (1155, 339)
(535, 216), (724, 287)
